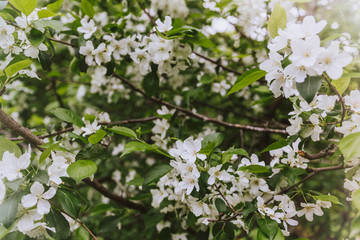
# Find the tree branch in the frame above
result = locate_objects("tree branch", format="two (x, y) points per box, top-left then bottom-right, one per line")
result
(9, 117), (158, 141)
(83, 178), (149, 213)
(298, 144), (338, 160)
(0, 109), (45, 147)
(112, 74), (287, 134)
(322, 73), (346, 125)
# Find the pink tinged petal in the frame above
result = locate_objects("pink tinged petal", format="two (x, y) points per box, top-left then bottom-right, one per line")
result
(21, 194), (38, 208)
(37, 199), (51, 215)
(31, 182), (44, 196)
(42, 187), (56, 200)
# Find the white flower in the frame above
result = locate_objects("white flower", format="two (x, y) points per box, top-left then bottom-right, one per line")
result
(239, 154), (265, 167)
(286, 116), (302, 136)
(344, 90), (360, 113)
(155, 16), (173, 32)
(187, 196), (211, 217)
(156, 106), (175, 115)
(152, 119), (170, 139)
(207, 165), (232, 185)
(47, 152), (70, 185)
(92, 43), (113, 65)
(301, 113), (322, 141)
(81, 118), (101, 136)
(79, 41), (95, 66)
(0, 146), (31, 181)
(212, 80), (231, 96)
(289, 35), (321, 68)
(299, 16), (327, 38)
(17, 207), (43, 233)
(77, 18), (97, 39)
(297, 202), (323, 221)
(180, 137), (206, 163)
(0, 16), (15, 46)
(315, 41), (353, 79)
(178, 173), (199, 195)
(21, 182), (56, 215)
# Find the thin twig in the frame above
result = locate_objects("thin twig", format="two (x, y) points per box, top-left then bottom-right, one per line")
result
(113, 74), (287, 134)
(83, 178), (149, 213)
(322, 73), (346, 125)
(47, 37), (78, 48)
(264, 164), (347, 205)
(136, 0), (157, 26)
(48, 200), (99, 240)
(9, 117), (158, 141)
(298, 144), (338, 160)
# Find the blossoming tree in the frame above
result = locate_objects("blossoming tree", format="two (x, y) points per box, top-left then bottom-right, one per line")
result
(0, 0), (359, 239)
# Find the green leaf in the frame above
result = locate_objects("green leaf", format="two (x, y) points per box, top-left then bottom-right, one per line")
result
(238, 165), (270, 173)
(215, 198), (227, 213)
(81, 0), (94, 18)
(4, 59), (32, 78)
(8, 0), (37, 16)
(353, 189), (360, 211)
(46, 208), (70, 240)
(284, 167), (307, 184)
(108, 126), (137, 139)
(267, 3), (287, 38)
(199, 133), (224, 155)
(37, 9), (57, 18)
(32, 170), (49, 184)
(50, 107), (84, 127)
(0, 138), (22, 159)
(142, 71), (159, 97)
(257, 219), (279, 240)
(56, 189), (81, 218)
(143, 164), (173, 186)
(183, 31), (215, 48)
(39, 142), (59, 165)
(67, 160), (97, 183)
(332, 76), (350, 95)
(121, 141), (149, 157)
(312, 194), (342, 205)
(227, 68), (266, 95)
(46, 0), (64, 13)
(32, 19), (63, 32)
(88, 129), (106, 144)
(0, 1), (8, 11)
(0, 191), (24, 228)
(261, 139), (288, 153)
(296, 75), (323, 103)
(38, 51), (52, 71)
(339, 132), (360, 164)
(223, 148), (249, 157)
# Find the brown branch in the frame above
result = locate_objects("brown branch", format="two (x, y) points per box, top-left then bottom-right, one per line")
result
(0, 109), (45, 147)
(83, 178), (149, 213)
(192, 52), (242, 75)
(136, 0), (157, 26)
(298, 144), (338, 160)
(48, 200), (99, 240)
(322, 73), (346, 125)
(0, 109), (150, 214)
(9, 117), (158, 141)
(47, 37), (78, 48)
(214, 182), (237, 214)
(112, 74), (287, 134)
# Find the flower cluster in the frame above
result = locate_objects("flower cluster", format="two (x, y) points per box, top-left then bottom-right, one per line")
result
(260, 16), (353, 98)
